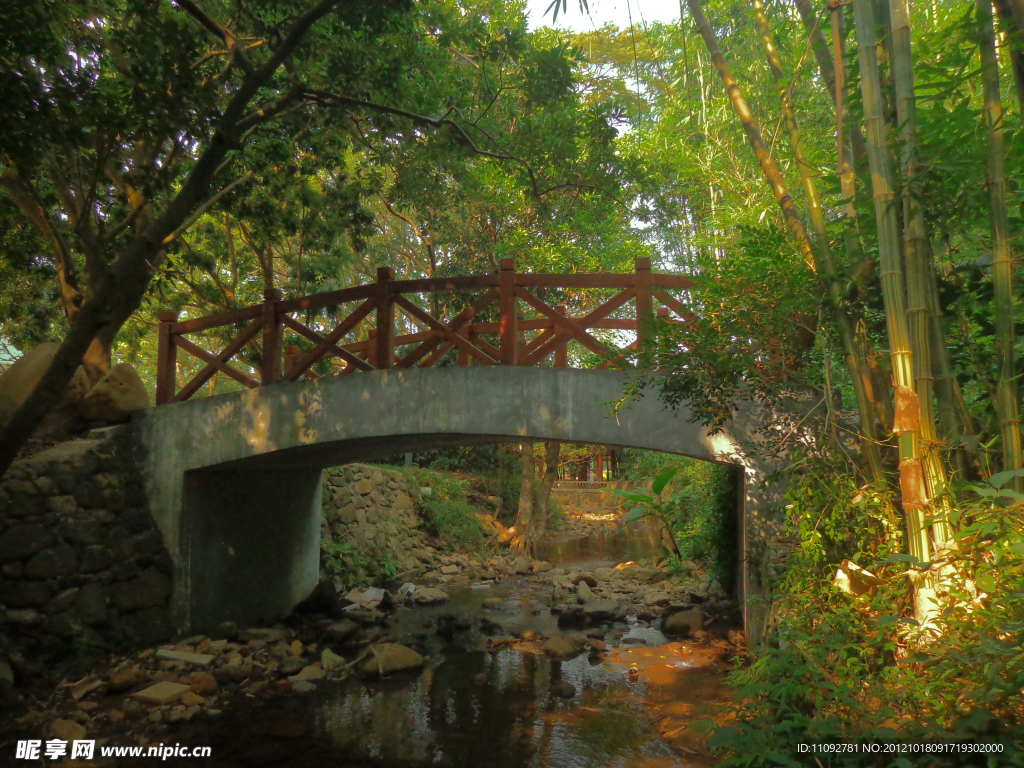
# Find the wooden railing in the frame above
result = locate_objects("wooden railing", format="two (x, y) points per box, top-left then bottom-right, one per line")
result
(553, 480), (613, 491)
(155, 257), (694, 404)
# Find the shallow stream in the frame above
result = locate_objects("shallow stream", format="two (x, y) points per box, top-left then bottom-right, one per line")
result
(149, 526), (731, 767)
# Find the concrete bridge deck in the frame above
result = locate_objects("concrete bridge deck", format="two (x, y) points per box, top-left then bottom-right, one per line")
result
(130, 367), (785, 638)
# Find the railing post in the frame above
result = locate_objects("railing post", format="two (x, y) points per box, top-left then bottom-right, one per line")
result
(261, 288), (283, 385)
(635, 257), (653, 353)
(156, 310), (179, 405)
(375, 267), (395, 369)
(554, 305), (568, 368)
(499, 258), (517, 365)
(366, 329), (377, 368)
(284, 345), (299, 380)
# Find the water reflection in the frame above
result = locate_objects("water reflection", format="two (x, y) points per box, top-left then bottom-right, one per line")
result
(313, 647), (684, 768)
(538, 523), (661, 567)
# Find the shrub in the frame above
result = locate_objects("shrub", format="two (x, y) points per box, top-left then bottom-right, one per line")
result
(320, 537), (366, 590)
(402, 466), (486, 551)
(707, 457), (1024, 766)
(620, 450), (737, 591)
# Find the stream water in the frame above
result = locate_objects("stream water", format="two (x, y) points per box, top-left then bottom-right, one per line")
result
(146, 526), (730, 767)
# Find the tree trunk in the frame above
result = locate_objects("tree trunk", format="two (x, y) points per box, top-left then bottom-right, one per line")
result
(509, 443), (536, 556)
(979, 0), (1024, 491)
(794, 0), (869, 168)
(994, 0), (1024, 110)
(852, 0), (931, 571)
(530, 442), (561, 553)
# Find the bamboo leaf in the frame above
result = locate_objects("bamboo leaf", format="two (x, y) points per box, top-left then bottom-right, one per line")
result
(988, 468), (1024, 489)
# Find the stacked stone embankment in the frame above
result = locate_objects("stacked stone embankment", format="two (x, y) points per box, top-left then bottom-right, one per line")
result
(0, 437), (173, 647)
(321, 464), (442, 584)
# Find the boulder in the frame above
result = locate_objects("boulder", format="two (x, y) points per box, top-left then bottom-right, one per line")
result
(107, 668), (145, 693)
(532, 561), (552, 574)
(662, 607), (704, 637)
(50, 719), (87, 742)
(632, 568), (664, 583)
(277, 658), (306, 677)
(411, 587), (449, 605)
(542, 635), (584, 659)
(572, 573), (598, 588)
(358, 643), (424, 678)
(321, 648), (345, 671)
(115, 568), (170, 611)
(24, 543), (77, 579)
(76, 584), (109, 625)
(288, 665), (325, 683)
(643, 591), (671, 606)
(576, 582), (596, 603)
(81, 363), (150, 423)
(582, 599), (625, 622)
(190, 673), (218, 696)
(0, 343), (60, 423)
(324, 620), (358, 642)
(513, 557), (531, 575)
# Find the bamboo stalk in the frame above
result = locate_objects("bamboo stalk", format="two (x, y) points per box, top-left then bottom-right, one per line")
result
(830, 5), (887, 443)
(685, 0), (816, 273)
(795, 0), (869, 167)
(979, 0), (1024, 490)
(852, 0), (931, 566)
(751, 0), (886, 486)
(889, 0), (953, 549)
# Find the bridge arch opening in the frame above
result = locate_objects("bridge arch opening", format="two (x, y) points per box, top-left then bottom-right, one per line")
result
(133, 367), (786, 642)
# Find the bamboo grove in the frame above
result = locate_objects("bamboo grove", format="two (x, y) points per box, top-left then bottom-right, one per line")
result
(604, 0), (1024, 625)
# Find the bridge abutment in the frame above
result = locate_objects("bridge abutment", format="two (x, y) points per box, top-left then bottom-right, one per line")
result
(179, 467), (322, 632)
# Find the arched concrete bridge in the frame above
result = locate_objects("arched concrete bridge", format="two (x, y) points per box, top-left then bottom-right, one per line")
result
(131, 366), (788, 642)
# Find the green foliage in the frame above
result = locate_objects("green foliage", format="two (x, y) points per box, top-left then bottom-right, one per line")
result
(708, 459), (1024, 766)
(401, 466), (486, 552)
(621, 450), (737, 590)
(547, 495), (567, 530)
(377, 545), (401, 581)
(320, 537), (366, 590)
(638, 224), (820, 431)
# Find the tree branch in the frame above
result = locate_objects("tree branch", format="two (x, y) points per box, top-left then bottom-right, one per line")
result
(0, 167), (83, 315)
(171, 0), (256, 75)
(162, 173), (253, 246)
(305, 89), (545, 197)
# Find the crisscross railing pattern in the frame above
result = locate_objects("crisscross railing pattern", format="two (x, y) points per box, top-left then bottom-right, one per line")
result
(155, 257), (695, 404)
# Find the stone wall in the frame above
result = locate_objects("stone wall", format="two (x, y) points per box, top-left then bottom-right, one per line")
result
(0, 436), (173, 648)
(321, 464), (442, 585)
